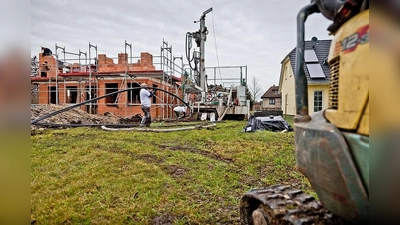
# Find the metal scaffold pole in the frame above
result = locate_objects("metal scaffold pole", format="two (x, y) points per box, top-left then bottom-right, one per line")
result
(55, 44), (65, 105)
(174, 56), (183, 99)
(88, 42), (97, 114)
(61, 48), (85, 104)
(125, 40), (132, 117)
(161, 39), (174, 119)
(78, 49), (87, 72)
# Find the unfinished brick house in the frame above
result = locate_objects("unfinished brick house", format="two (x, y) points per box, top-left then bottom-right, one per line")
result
(31, 49), (183, 119)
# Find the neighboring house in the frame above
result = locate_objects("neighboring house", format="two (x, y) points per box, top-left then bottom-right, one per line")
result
(278, 38), (332, 116)
(260, 85), (281, 110)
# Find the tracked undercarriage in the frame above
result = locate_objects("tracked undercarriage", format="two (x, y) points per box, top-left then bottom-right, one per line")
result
(240, 185), (345, 225)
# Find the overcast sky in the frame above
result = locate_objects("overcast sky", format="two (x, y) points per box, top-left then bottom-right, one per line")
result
(31, 0), (333, 99)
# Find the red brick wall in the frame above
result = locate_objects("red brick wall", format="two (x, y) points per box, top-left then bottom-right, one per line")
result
(97, 52), (155, 73)
(38, 84), (49, 104)
(36, 81), (182, 118)
(39, 53), (58, 78)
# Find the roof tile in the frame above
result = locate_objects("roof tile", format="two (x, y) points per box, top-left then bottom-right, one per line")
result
(261, 85), (281, 98)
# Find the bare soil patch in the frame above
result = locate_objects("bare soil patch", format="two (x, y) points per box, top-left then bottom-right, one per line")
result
(162, 165), (187, 178)
(31, 104), (140, 131)
(152, 214), (178, 225)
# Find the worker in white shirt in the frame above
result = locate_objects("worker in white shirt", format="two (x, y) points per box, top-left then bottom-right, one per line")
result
(139, 83), (154, 127)
(173, 106), (187, 120)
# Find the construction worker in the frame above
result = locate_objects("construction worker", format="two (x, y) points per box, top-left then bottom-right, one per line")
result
(139, 83), (154, 127)
(174, 105), (187, 120)
(41, 47), (52, 56)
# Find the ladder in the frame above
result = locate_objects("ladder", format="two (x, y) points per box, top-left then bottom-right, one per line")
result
(114, 78), (126, 104)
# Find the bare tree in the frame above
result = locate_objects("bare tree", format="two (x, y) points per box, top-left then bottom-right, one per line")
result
(249, 76), (262, 103)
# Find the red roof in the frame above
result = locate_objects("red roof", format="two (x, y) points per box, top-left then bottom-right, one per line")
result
(261, 85), (281, 98)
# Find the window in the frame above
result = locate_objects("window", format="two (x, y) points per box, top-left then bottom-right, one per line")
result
(49, 86), (57, 104)
(86, 86), (97, 113)
(127, 83), (141, 103)
(314, 91), (323, 112)
(105, 83), (118, 104)
(272, 90), (279, 94)
(269, 98), (275, 105)
(152, 84), (158, 104)
(66, 86), (77, 103)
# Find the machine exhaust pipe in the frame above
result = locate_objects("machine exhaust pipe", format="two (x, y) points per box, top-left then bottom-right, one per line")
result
(294, 2), (319, 123)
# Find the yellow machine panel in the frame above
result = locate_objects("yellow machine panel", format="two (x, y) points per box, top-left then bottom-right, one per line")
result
(325, 10), (369, 135)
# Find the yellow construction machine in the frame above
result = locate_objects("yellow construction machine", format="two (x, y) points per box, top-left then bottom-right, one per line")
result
(240, 0), (373, 224)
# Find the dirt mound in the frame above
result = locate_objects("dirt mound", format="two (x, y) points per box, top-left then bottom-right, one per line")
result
(31, 104), (140, 130)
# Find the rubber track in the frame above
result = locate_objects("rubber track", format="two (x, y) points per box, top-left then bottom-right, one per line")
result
(240, 184), (345, 225)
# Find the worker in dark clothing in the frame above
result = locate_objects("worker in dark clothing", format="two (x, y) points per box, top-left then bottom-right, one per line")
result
(41, 47), (53, 56)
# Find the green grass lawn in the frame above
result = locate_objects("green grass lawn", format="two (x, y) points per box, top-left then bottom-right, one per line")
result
(31, 119), (313, 224)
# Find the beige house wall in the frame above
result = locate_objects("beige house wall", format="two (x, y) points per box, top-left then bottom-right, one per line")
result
(279, 59), (296, 116)
(262, 98), (282, 109)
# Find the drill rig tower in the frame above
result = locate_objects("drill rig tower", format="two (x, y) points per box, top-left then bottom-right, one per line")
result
(187, 7), (212, 103)
(185, 7), (249, 121)
(198, 7), (212, 97)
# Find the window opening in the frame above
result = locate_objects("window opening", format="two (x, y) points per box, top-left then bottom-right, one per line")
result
(66, 86), (77, 103)
(127, 83), (141, 103)
(105, 83), (118, 104)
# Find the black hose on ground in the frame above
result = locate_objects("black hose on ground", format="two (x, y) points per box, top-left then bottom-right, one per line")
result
(32, 121), (222, 128)
(31, 87), (192, 125)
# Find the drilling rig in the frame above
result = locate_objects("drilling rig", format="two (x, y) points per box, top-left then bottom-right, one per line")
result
(184, 7), (250, 121)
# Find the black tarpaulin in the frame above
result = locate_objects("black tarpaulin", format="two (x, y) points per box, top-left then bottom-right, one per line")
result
(243, 115), (293, 132)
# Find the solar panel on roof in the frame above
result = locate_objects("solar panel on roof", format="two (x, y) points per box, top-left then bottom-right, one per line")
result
(306, 63), (326, 78)
(304, 50), (319, 62)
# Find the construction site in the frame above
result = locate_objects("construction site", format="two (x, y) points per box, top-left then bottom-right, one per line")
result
(30, 1), (375, 224)
(31, 9), (250, 126)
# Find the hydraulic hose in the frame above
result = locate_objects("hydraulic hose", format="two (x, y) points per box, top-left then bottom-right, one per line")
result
(185, 32), (197, 72)
(31, 87), (192, 125)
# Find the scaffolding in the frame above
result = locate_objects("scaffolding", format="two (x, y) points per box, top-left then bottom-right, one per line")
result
(31, 56), (39, 77)
(31, 39), (186, 120)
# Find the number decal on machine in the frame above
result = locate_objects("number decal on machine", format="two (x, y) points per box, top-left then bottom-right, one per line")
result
(341, 25), (369, 54)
